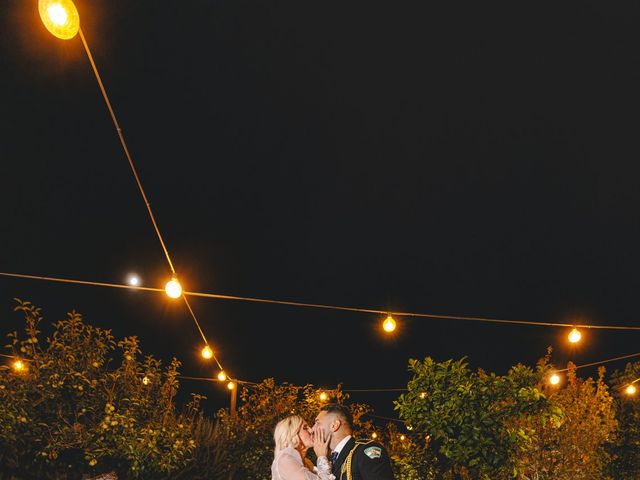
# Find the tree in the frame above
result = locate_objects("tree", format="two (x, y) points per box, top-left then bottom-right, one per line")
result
(0, 300), (203, 479)
(606, 361), (640, 479)
(514, 352), (617, 480)
(395, 357), (552, 479)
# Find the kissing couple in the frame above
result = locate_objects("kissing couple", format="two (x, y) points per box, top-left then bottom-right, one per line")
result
(271, 403), (394, 480)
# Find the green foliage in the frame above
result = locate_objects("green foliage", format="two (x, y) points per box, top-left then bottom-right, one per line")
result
(606, 361), (640, 479)
(395, 357), (552, 479)
(0, 300), (201, 479)
(215, 378), (374, 480)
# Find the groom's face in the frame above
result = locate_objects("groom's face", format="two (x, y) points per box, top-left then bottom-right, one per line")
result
(313, 411), (335, 436)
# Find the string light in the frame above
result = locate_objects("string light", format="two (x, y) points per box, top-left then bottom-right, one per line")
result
(400, 434), (406, 441)
(371, 432), (378, 439)
(38, 0), (80, 39)
(217, 371), (227, 381)
(419, 392), (427, 399)
(549, 373), (561, 386)
(568, 328), (582, 344)
(142, 376), (150, 385)
(383, 315), (397, 333)
(165, 277), (182, 299)
(127, 274), (140, 287)
(227, 381), (236, 390)
(319, 391), (328, 401)
(12, 360), (25, 372)
(625, 384), (637, 396)
(201, 345), (213, 360)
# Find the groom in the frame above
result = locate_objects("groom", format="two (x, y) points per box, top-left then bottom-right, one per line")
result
(313, 403), (394, 480)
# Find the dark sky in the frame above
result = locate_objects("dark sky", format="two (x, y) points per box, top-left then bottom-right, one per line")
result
(2, 0), (640, 418)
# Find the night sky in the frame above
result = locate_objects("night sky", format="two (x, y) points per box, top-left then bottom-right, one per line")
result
(2, 0), (640, 418)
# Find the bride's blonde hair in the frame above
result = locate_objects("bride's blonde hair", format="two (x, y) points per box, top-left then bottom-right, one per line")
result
(273, 415), (305, 455)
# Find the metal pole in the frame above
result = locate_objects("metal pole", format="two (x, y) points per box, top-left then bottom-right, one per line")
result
(230, 385), (237, 418)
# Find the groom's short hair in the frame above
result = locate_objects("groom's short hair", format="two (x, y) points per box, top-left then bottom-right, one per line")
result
(320, 403), (353, 429)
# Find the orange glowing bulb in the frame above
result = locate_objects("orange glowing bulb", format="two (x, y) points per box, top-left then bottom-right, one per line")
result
(549, 374), (561, 386)
(227, 381), (236, 390)
(201, 345), (213, 359)
(12, 360), (25, 372)
(38, 0), (80, 40)
(217, 370), (227, 381)
(165, 278), (182, 298)
(371, 432), (378, 439)
(319, 391), (328, 401)
(568, 328), (582, 344)
(382, 315), (396, 333)
(625, 384), (637, 396)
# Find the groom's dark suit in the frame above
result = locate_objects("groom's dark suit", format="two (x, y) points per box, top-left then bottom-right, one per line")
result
(332, 437), (394, 480)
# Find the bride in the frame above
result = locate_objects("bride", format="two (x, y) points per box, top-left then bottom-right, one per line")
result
(271, 415), (335, 480)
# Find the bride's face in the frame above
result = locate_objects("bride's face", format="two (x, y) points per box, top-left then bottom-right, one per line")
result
(298, 421), (314, 449)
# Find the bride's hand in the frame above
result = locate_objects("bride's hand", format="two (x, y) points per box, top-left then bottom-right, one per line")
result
(313, 427), (331, 459)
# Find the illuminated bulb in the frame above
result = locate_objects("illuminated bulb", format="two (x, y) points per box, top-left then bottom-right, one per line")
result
(625, 384), (637, 396)
(12, 360), (25, 372)
(371, 432), (378, 439)
(38, 0), (80, 40)
(165, 278), (182, 298)
(127, 274), (140, 286)
(217, 370), (227, 381)
(319, 391), (328, 401)
(382, 315), (397, 333)
(549, 374), (561, 386)
(201, 345), (213, 360)
(227, 381), (236, 390)
(419, 392), (427, 399)
(568, 328), (582, 344)
(406, 425), (413, 431)
(142, 376), (150, 385)
(400, 434), (406, 441)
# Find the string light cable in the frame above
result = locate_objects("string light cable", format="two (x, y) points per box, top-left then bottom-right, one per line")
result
(3, 271), (640, 332)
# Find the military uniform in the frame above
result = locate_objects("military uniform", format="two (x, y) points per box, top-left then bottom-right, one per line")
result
(332, 437), (394, 480)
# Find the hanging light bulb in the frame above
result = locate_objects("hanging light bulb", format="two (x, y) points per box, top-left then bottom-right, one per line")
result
(319, 391), (328, 401)
(568, 328), (582, 344)
(12, 360), (25, 372)
(371, 432), (378, 439)
(165, 277), (182, 298)
(419, 392), (427, 399)
(227, 381), (236, 390)
(127, 274), (141, 286)
(142, 376), (150, 385)
(382, 315), (397, 333)
(400, 434), (406, 441)
(549, 373), (561, 386)
(38, 0), (80, 40)
(625, 384), (637, 396)
(217, 370), (227, 381)
(201, 345), (213, 360)
(406, 425), (413, 431)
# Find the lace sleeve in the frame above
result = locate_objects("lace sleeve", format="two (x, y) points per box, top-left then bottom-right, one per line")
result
(276, 452), (335, 480)
(315, 456), (335, 478)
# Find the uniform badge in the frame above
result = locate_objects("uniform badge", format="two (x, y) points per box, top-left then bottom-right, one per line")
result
(363, 446), (382, 459)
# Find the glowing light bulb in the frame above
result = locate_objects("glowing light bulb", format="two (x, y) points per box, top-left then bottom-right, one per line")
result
(227, 381), (236, 390)
(165, 278), (182, 298)
(217, 370), (227, 381)
(38, 0), (80, 40)
(201, 345), (213, 360)
(625, 384), (637, 396)
(568, 328), (582, 344)
(371, 432), (378, 439)
(127, 274), (140, 286)
(142, 376), (150, 385)
(319, 391), (328, 401)
(406, 425), (413, 431)
(549, 374), (561, 386)
(382, 315), (396, 333)
(419, 392), (427, 399)
(400, 434), (406, 441)
(12, 360), (25, 372)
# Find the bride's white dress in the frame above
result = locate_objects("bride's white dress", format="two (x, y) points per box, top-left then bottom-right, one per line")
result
(271, 447), (335, 480)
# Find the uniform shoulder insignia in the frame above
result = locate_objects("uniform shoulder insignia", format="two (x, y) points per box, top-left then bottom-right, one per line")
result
(363, 446), (382, 459)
